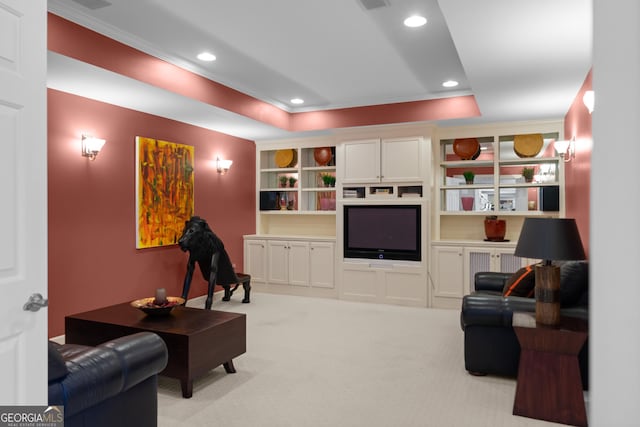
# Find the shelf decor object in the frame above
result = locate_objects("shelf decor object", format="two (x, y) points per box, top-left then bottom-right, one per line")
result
(453, 138), (480, 160)
(513, 134), (543, 158)
(514, 218), (586, 325)
(275, 149), (296, 168)
(313, 147), (332, 166)
(484, 216), (506, 241)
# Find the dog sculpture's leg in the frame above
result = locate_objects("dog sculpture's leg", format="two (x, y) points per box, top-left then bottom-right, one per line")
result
(181, 259), (195, 304)
(205, 252), (220, 310)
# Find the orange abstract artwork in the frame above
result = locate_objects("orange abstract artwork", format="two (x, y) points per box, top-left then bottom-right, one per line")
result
(135, 136), (194, 248)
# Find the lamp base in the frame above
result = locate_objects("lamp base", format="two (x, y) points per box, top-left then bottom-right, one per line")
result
(534, 264), (561, 326)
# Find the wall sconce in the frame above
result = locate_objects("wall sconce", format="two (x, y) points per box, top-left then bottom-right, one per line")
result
(216, 157), (233, 174)
(81, 135), (106, 160)
(582, 90), (594, 114)
(554, 137), (575, 163)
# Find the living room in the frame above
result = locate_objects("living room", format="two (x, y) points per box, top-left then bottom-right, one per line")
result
(3, 1), (638, 426)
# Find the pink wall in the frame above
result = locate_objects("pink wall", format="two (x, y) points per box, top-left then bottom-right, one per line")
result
(47, 89), (256, 337)
(564, 70), (593, 256)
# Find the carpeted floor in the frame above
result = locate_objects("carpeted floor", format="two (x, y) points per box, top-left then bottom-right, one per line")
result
(157, 292), (574, 426)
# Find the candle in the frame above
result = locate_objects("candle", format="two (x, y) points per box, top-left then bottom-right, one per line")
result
(155, 288), (167, 305)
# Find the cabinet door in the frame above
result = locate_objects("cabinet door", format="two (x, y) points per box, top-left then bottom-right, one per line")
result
(288, 241), (310, 286)
(494, 249), (526, 273)
(464, 247), (522, 292)
(267, 240), (289, 284)
(464, 247), (493, 293)
(432, 246), (465, 298)
(342, 139), (381, 183)
(244, 239), (267, 283)
(309, 242), (335, 288)
(381, 137), (422, 182)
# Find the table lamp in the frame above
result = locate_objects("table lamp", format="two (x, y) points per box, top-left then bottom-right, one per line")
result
(514, 218), (586, 326)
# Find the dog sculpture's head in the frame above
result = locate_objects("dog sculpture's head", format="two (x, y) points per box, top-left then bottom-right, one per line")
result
(178, 216), (211, 252)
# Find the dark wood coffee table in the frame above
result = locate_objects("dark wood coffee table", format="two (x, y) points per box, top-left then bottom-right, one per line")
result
(65, 302), (246, 398)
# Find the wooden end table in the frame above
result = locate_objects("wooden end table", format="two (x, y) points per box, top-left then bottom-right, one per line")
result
(65, 302), (246, 398)
(512, 312), (588, 427)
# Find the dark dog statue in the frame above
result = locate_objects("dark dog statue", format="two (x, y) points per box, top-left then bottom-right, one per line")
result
(178, 216), (250, 309)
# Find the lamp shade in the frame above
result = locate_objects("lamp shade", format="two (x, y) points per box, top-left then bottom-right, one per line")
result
(514, 218), (586, 261)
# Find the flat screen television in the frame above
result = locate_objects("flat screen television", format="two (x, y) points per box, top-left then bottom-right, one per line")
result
(343, 204), (421, 261)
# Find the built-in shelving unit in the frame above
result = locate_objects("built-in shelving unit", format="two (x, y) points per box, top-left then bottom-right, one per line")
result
(434, 121), (565, 242)
(429, 120), (564, 308)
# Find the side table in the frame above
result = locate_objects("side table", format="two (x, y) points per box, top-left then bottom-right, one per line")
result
(512, 312), (588, 427)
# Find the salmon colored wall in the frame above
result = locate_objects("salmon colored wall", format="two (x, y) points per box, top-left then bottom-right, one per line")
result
(47, 89), (256, 337)
(564, 70), (592, 256)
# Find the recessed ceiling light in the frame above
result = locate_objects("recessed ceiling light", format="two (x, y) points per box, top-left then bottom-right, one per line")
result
(197, 52), (216, 62)
(404, 15), (427, 28)
(442, 80), (459, 88)
(290, 98), (304, 105)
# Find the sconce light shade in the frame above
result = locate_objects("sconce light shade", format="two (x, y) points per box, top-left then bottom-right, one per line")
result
(554, 138), (575, 163)
(216, 157), (233, 174)
(582, 90), (594, 114)
(81, 135), (106, 160)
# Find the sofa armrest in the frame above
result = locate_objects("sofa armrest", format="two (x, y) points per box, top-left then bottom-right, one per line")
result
(49, 332), (168, 417)
(474, 272), (511, 293)
(460, 292), (536, 330)
(99, 332), (168, 391)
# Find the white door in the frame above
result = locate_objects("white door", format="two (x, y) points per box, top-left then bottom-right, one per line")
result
(341, 139), (380, 183)
(381, 137), (423, 182)
(0, 0), (48, 404)
(267, 240), (289, 284)
(244, 239), (266, 283)
(432, 246), (464, 298)
(309, 242), (334, 288)
(287, 241), (309, 287)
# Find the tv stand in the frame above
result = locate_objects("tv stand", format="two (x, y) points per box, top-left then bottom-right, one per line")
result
(338, 258), (427, 306)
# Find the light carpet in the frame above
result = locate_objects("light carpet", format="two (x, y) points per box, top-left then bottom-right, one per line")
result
(157, 292), (572, 427)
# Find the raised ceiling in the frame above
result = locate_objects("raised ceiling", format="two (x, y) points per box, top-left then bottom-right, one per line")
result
(47, 0), (592, 141)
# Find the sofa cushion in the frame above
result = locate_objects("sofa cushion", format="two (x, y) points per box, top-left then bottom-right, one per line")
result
(560, 261), (589, 306)
(502, 265), (536, 297)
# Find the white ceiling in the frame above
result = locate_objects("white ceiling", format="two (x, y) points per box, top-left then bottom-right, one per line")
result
(46, 0), (592, 141)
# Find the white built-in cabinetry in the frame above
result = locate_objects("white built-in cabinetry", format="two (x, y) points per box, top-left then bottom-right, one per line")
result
(243, 236), (336, 298)
(429, 121), (564, 308)
(341, 137), (423, 183)
(245, 122), (563, 310)
(431, 243), (527, 309)
(336, 133), (431, 307)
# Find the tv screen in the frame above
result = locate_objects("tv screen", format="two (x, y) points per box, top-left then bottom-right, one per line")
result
(343, 205), (421, 261)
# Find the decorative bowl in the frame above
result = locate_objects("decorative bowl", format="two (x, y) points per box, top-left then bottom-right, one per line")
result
(453, 138), (480, 160)
(513, 134), (543, 158)
(130, 296), (185, 316)
(275, 149), (297, 168)
(313, 147), (332, 166)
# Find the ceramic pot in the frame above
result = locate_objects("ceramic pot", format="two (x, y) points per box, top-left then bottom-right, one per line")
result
(484, 217), (506, 241)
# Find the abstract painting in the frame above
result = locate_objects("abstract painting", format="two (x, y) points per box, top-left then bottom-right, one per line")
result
(135, 136), (194, 248)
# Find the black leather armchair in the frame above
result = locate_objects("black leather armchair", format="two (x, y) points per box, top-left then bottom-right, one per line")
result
(460, 261), (589, 389)
(48, 332), (168, 427)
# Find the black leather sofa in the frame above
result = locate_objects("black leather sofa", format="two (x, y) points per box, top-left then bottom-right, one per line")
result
(460, 261), (589, 389)
(48, 332), (168, 427)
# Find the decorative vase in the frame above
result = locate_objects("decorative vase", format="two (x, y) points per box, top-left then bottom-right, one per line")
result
(484, 216), (506, 241)
(279, 192), (288, 210)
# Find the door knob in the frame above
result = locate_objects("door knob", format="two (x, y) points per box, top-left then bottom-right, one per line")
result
(23, 293), (48, 312)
